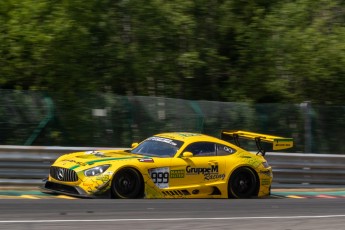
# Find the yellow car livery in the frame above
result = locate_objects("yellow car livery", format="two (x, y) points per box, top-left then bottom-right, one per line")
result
(42, 131), (293, 199)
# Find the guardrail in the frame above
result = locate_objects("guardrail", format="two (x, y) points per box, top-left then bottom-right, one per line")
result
(265, 152), (345, 188)
(0, 146), (119, 187)
(0, 146), (344, 188)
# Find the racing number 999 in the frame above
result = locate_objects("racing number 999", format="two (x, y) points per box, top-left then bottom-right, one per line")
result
(151, 172), (169, 183)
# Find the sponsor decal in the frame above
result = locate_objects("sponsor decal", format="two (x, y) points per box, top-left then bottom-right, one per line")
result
(186, 165), (219, 174)
(273, 139), (293, 150)
(170, 170), (185, 178)
(85, 151), (104, 156)
(96, 175), (110, 183)
(177, 133), (202, 137)
(186, 165), (225, 181)
(82, 182), (94, 186)
(274, 143), (291, 147)
(148, 137), (178, 146)
(64, 159), (88, 166)
(204, 173), (225, 180)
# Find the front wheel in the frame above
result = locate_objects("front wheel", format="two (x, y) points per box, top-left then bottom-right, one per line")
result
(111, 168), (143, 199)
(228, 167), (257, 198)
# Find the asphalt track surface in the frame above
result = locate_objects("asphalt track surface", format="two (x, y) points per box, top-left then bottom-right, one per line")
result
(0, 190), (345, 230)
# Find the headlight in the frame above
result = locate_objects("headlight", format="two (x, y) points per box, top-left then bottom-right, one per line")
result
(84, 165), (110, 177)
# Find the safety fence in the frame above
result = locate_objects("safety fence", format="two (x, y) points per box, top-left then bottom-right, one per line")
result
(0, 146), (344, 188)
(1, 90), (345, 154)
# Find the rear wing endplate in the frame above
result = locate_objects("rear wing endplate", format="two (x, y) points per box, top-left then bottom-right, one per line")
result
(221, 130), (293, 156)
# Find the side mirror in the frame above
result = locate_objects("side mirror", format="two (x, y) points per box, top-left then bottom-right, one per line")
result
(131, 142), (139, 148)
(182, 151), (193, 158)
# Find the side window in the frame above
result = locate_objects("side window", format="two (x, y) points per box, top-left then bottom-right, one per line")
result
(216, 144), (235, 156)
(184, 142), (216, 157)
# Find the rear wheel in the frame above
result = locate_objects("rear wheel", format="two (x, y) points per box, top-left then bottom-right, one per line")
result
(111, 168), (143, 198)
(228, 167), (257, 198)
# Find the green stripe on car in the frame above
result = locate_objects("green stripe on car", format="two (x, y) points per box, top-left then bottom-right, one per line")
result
(69, 156), (142, 170)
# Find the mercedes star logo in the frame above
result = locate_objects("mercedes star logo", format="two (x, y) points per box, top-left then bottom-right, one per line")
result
(57, 168), (65, 180)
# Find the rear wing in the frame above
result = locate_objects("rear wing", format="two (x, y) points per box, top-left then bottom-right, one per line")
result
(221, 130), (293, 156)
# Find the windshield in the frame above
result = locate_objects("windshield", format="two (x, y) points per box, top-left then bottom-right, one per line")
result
(131, 136), (184, 157)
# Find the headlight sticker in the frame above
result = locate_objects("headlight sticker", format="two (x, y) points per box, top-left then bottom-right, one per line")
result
(149, 167), (170, 189)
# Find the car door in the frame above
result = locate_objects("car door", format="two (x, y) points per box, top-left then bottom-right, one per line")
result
(169, 142), (227, 187)
(145, 158), (173, 189)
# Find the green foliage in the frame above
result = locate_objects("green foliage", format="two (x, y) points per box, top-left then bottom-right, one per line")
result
(263, 0), (345, 104)
(0, 0), (344, 103)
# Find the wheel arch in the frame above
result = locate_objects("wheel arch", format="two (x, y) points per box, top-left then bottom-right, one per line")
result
(227, 165), (260, 198)
(110, 166), (145, 198)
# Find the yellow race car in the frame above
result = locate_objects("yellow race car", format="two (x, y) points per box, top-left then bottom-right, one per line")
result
(42, 131), (293, 199)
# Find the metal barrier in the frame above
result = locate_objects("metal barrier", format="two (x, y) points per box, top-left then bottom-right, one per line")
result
(0, 146), (119, 186)
(0, 146), (344, 188)
(265, 152), (345, 188)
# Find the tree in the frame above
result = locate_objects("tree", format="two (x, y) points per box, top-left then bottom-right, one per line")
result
(264, 0), (345, 104)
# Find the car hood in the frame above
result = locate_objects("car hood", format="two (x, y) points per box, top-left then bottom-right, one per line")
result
(54, 149), (148, 170)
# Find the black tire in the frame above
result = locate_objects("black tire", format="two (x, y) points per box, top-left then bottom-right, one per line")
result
(228, 167), (257, 199)
(111, 168), (143, 199)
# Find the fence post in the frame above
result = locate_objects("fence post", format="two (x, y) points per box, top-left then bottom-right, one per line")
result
(189, 101), (204, 132)
(24, 95), (54, 146)
(301, 101), (312, 153)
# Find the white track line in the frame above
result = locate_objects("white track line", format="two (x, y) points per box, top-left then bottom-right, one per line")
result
(1, 215), (345, 223)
